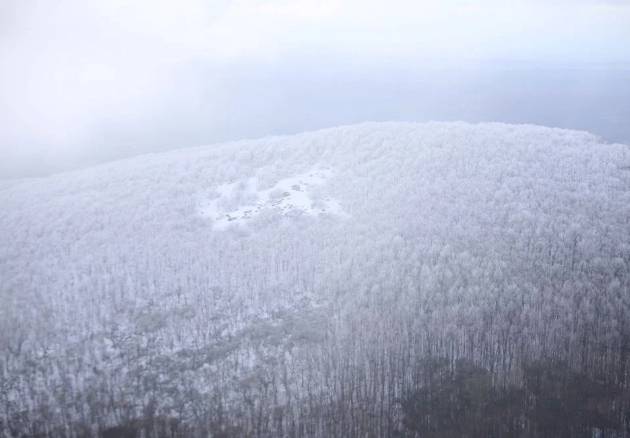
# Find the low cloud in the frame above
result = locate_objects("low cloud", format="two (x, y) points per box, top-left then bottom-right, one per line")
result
(1, 0), (629, 177)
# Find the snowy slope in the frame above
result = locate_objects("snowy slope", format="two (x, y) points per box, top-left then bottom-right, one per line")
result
(1, 122), (630, 435)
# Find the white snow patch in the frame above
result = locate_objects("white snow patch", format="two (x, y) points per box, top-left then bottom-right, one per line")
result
(200, 168), (346, 230)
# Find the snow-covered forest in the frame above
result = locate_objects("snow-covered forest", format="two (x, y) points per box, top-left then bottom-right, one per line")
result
(1, 122), (630, 436)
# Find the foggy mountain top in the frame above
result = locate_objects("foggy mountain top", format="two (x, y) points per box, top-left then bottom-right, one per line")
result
(2, 0), (630, 179)
(4, 2), (630, 436)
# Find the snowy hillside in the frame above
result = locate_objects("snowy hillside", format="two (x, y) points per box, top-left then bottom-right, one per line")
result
(1, 122), (630, 436)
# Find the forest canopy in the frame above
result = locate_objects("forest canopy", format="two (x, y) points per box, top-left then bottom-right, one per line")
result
(1, 122), (630, 437)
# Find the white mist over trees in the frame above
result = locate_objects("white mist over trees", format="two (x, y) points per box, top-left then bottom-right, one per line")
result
(3, 0), (630, 179)
(1, 122), (630, 436)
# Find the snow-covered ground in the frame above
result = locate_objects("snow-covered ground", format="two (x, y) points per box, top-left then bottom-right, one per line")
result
(199, 167), (346, 230)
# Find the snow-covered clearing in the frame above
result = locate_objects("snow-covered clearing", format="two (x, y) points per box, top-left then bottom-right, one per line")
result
(199, 167), (346, 230)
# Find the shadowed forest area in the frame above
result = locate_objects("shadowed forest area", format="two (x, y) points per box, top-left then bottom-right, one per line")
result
(6, 340), (630, 437)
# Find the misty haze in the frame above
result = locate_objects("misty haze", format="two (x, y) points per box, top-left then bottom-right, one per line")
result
(1, 1), (630, 437)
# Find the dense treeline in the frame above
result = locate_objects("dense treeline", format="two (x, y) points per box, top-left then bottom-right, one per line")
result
(2, 243), (629, 437)
(1, 123), (630, 436)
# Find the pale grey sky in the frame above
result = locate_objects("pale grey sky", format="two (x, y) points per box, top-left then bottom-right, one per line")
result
(1, 0), (630, 178)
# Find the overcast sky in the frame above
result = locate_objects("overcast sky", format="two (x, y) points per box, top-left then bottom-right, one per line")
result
(1, 0), (630, 178)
